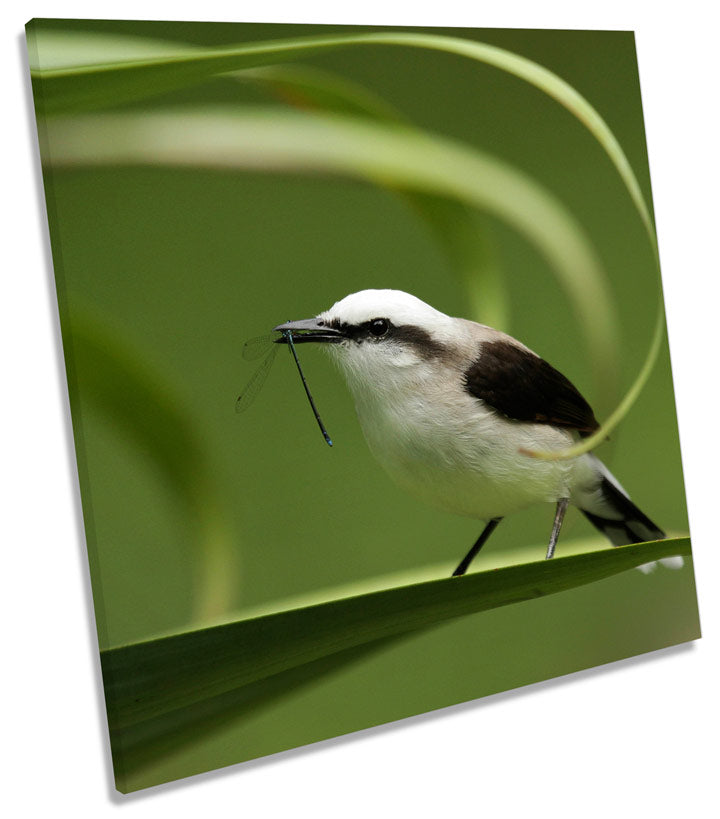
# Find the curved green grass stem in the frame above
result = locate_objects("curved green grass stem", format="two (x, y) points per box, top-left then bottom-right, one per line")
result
(521, 298), (666, 460)
(44, 107), (620, 404)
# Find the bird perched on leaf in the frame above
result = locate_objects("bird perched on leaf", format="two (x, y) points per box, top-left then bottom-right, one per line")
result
(274, 289), (665, 575)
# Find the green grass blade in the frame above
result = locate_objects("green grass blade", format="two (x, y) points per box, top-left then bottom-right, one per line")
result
(44, 107), (620, 401)
(235, 63), (411, 123)
(102, 537), (690, 733)
(405, 193), (509, 328)
(110, 637), (397, 786)
(27, 26), (655, 246)
(67, 314), (238, 624)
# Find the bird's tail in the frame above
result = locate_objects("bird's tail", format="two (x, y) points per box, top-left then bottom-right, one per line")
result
(580, 459), (665, 547)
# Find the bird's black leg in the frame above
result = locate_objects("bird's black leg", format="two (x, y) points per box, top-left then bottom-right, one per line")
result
(545, 498), (569, 559)
(452, 517), (503, 577)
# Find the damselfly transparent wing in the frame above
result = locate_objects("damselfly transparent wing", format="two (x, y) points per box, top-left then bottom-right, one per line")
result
(241, 333), (279, 362)
(236, 330), (333, 446)
(235, 335), (280, 413)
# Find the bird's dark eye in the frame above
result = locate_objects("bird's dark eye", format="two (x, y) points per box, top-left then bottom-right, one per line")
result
(368, 318), (390, 338)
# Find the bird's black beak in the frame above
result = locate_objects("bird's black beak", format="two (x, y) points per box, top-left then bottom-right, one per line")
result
(273, 318), (345, 344)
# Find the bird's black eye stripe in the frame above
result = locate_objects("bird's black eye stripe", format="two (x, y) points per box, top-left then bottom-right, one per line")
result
(324, 318), (397, 343)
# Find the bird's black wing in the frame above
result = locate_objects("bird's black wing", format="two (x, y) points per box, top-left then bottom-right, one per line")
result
(463, 340), (600, 437)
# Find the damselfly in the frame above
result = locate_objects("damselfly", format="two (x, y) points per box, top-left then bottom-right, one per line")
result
(236, 329), (333, 446)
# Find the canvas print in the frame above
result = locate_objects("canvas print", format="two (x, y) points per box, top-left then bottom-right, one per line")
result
(27, 18), (700, 792)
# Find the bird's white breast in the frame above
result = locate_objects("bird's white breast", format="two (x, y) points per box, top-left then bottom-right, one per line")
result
(337, 352), (580, 521)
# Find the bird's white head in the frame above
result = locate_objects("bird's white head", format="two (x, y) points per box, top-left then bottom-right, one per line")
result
(274, 289), (459, 396)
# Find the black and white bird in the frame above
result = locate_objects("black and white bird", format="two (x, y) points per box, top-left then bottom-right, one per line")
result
(274, 289), (665, 576)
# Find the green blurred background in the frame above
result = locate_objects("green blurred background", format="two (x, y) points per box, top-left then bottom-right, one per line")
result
(30, 19), (698, 789)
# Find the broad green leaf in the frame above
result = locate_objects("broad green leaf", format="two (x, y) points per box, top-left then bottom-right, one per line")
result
(110, 637), (398, 788)
(103, 538), (690, 774)
(43, 107), (620, 402)
(103, 538), (688, 727)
